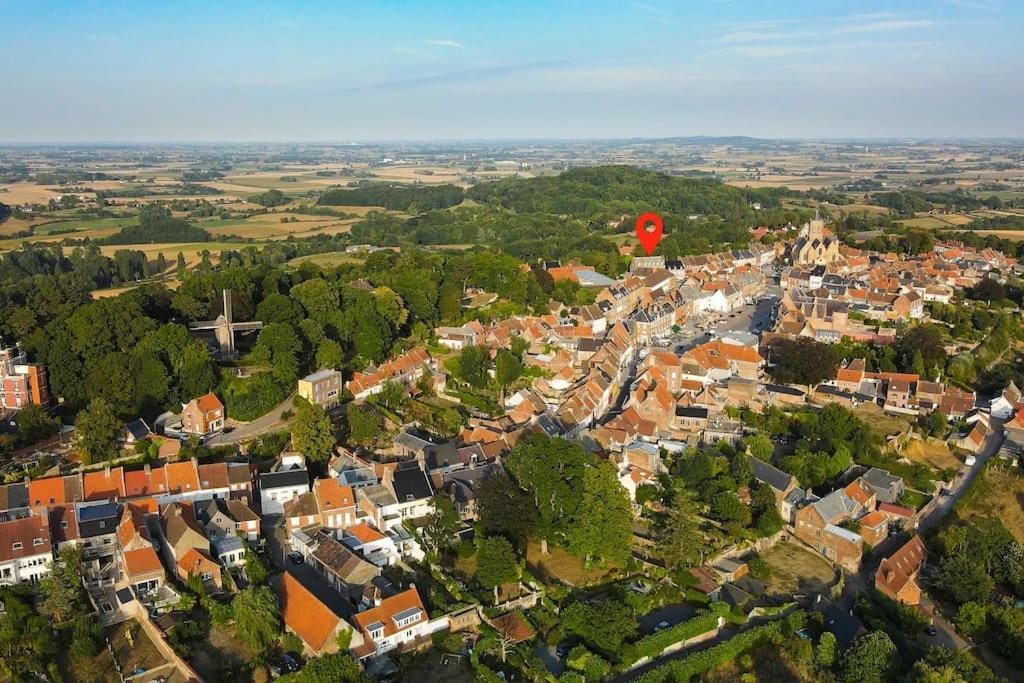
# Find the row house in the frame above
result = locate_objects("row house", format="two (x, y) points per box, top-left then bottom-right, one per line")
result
(346, 346), (432, 400)
(0, 514), (52, 585)
(875, 536), (927, 606)
(351, 587), (447, 661)
(116, 502), (166, 598)
(158, 501), (221, 591)
(196, 497), (261, 543)
(307, 529), (380, 606)
(277, 569), (361, 655)
(259, 453), (310, 515)
(682, 339), (762, 382)
(435, 321), (486, 350)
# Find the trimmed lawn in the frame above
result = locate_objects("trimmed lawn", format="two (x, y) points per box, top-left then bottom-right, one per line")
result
(760, 540), (836, 597)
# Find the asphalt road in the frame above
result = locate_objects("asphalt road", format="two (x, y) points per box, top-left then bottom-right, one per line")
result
(206, 392), (296, 446)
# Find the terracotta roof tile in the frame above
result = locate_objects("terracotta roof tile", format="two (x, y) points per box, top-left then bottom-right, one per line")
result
(123, 546), (164, 576)
(197, 462), (230, 490)
(353, 587), (427, 645)
(276, 570), (342, 652)
(165, 461), (200, 493)
(346, 522), (386, 544)
(83, 468), (126, 501)
(29, 477), (66, 508)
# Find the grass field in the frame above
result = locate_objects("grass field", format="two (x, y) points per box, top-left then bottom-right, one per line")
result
(958, 466), (1024, 544)
(34, 216), (138, 234)
(286, 251), (363, 267)
(850, 403), (913, 440)
(902, 437), (961, 470)
(705, 644), (814, 683)
(760, 541), (836, 597)
(525, 539), (616, 587)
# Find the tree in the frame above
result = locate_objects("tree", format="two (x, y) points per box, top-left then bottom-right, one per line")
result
(290, 399), (335, 462)
(14, 403), (59, 445)
(561, 601), (638, 660)
(505, 434), (590, 546)
(477, 472), (538, 544)
(954, 602), (987, 637)
(0, 591), (58, 680)
(745, 433), (773, 460)
(566, 463), (632, 565)
(494, 348), (523, 395)
(841, 630), (897, 683)
(476, 536), (519, 590)
(176, 251), (187, 276)
(751, 483), (784, 537)
(74, 397), (121, 464)
(911, 647), (996, 683)
(766, 337), (839, 386)
(346, 403), (380, 445)
(253, 322), (301, 384)
(456, 345), (491, 389)
(662, 491), (703, 569)
(816, 631), (837, 668)
(278, 653), (364, 682)
(936, 554), (993, 605)
(315, 340), (344, 370)
(233, 586), (281, 653)
(896, 324), (946, 376)
(438, 279), (463, 321)
(423, 495), (460, 553)
(244, 550), (269, 585)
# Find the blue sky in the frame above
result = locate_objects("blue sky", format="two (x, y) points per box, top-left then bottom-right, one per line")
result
(1, 0), (1022, 141)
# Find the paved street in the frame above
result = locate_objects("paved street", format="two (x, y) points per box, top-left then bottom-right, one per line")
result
(206, 393), (296, 446)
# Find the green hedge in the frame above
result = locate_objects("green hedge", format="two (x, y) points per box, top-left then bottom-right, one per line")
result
(632, 612), (803, 683)
(626, 602), (730, 664)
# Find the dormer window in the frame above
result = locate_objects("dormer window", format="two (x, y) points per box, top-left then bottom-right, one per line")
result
(12, 542), (22, 550)
(33, 538), (43, 546)
(392, 607), (422, 629)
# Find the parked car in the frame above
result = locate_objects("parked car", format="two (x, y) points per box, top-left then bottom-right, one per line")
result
(925, 626), (938, 636)
(655, 621), (671, 632)
(286, 552), (304, 565)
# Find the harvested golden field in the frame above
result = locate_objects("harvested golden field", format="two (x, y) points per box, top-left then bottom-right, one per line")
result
(0, 182), (68, 204)
(196, 213), (340, 238)
(902, 437), (961, 470)
(958, 466), (1024, 544)
(286, 251), (362, 267)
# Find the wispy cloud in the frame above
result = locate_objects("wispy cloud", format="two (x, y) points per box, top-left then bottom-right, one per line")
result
(393, 46), (426, 56)
(633, 2), (673, 25)
(423, 38), (464, 48)
(334, 60), (570, 94)
(835, 19), (938, 34)
(941, 0), (999, 9)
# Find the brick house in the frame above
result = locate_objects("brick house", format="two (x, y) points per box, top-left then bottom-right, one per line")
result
(875, 536), (927, 605)
(181, 392), (225, 436)
(794, 490), (865, 572)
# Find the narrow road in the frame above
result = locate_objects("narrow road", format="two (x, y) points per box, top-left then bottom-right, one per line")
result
(206, 393), (296, 446)
(918, 416), (1003, 534)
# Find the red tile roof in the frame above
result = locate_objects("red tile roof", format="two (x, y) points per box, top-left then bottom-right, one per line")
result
(276, 570), (342, 652)
(29, 476), (65, 508)
(123, 547), (164, 576)
(195, 392), (224, 414)
(165, 461), (200, 493)
(124, 467), (168, 497)
(314, 478), (355, 513)
(346, 522), (385, 544)
(197, 462), (229, 490)
(352, 587), (427, 644)
(0, 515), (51, 561)
(83, 467), (126, 501)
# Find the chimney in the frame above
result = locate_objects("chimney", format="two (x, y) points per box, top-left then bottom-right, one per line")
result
(144, 463), (151, 475)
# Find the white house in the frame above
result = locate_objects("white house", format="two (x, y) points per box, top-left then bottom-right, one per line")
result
(0, 515), (52, 585)
(259, 453), (310, 515)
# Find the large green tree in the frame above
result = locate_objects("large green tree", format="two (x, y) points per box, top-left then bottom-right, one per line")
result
(766, 337), (839, 387)
(477, 472), (538, 544)
(566, 463), (632, 565)
(232, 586), (281, 653)
(841, 631), (897, 683)
(476, 536), (519, 589)
(561, 601), (638, 661)
(505, 434), (590, 546)
(290, 398), (335, 462)
(74, 397), (121, 464)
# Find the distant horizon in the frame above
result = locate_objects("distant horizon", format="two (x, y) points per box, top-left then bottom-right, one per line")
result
(3, 135), (1024, 147)
(2, 1), (1022, 142)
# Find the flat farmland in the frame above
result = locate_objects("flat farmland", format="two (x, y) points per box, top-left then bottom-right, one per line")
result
(33, 216), (138, 234)
(98, 241), (255, 266)
(197, 213), (340, 238)
(286, 251), (363, 267)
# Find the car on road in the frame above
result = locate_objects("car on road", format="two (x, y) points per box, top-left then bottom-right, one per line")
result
(286, 551), (304, 565)
(655, 621), (671, 632)
(924, 626), (938, 636)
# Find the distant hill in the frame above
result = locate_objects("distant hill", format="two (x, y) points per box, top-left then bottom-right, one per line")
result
(466, 165), (779, 220)
(102, 217), (210, 245)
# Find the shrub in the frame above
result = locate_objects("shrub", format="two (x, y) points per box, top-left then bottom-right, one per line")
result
(625, 602), (730, 664)
(747, 555), (772, 580)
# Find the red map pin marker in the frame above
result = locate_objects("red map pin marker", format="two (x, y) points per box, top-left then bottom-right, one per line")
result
(635, 212), (664, 256)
